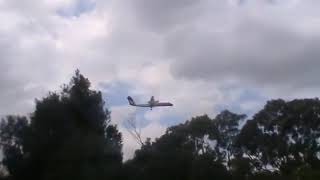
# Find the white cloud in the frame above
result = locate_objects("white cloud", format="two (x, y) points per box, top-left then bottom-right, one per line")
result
(111, 105), (136, 125)
(1, 0), (320, 158)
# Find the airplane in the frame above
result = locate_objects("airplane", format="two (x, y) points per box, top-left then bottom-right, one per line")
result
(127, 96), (173, 110)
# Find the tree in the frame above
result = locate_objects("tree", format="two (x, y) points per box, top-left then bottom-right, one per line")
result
(0, 70), (122, 180)
(0, 116), (30, 180)
(126, 112), (246, 180)
(236, 99), (320, 177)
(213, 110), (247, 165)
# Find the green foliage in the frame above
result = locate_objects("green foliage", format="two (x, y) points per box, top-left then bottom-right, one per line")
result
(126, 112), (246, 180)
(237, 98), (320, 176)
(0, 70), (122, 180)
(0, 116), (30, 179)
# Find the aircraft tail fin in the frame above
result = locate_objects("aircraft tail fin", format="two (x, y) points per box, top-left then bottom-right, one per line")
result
(127, 96), (136, 106)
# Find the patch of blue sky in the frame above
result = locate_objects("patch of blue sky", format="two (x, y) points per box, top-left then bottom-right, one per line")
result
(100, 81), (265, 130)
(215, 88), (267, 117)
(113, 108), (153, 130)
(127, 109), (150, 128)
(158, 113), (184, 127)
(124, 107), (183, 129)
(237, 89), (267, 102)
(57, 0), (96, 17)
(100, 81), (132, 107)
(100, 81), (156, 128)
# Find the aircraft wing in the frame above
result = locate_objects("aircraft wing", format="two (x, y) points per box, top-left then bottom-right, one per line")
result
(134, 104), (151, 107)
(154, 102), (173, 107)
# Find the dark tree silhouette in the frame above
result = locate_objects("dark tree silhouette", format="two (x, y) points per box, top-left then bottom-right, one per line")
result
(0, 70), (122, 180)
(236, 99), (320, 179)
(125, 112), (246, 180)
(0, 116), (30, 180)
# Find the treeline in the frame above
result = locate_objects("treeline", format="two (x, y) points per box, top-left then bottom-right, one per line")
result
(0, 71), (320, 180)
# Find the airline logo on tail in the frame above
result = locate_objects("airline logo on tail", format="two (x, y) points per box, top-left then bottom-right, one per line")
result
(127, 96), (136, 106)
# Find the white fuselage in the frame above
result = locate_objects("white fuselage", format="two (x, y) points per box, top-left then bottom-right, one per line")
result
(148, 100), (159, 106)
(127, 96), (173, 110)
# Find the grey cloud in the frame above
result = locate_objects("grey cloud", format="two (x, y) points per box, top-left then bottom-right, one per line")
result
(167, 19), (320, 89)
(97, 0), (320, 94)
(0, 33), (31, 115)
(121, 0), (296, 33)
(0, 14), (62, 116)
(130, 0), (207, 32)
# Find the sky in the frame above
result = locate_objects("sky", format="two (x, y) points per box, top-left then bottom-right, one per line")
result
(1, 0), (320, 160)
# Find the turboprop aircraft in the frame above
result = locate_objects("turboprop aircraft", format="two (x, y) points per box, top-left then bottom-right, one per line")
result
(127, 96), (173, 110)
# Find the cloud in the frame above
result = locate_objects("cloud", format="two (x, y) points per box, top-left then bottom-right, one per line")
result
(0, 8), (63, 115)
(1, 0), (320, 159)
(168, 19), (320, 90)
(170, 20), (320, 87)
(130, 0), (203, 32)
(135, 0), (318, 96)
